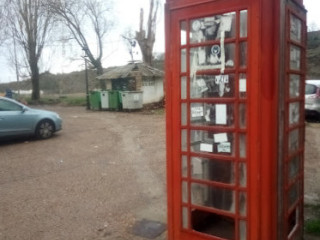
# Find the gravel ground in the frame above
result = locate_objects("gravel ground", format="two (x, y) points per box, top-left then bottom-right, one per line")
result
(305, 122), (320, 205)
(0, 106), (319, 240)
(0, 106), (167, 240)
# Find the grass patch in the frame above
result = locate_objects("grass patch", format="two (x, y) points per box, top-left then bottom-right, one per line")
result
(305, 203), (320, 236)
(305, 219), (320, 236)
(24, 95), (87, 106)
(59, 96), (87, 106)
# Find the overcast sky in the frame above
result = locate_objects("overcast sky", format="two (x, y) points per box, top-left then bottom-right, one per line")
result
(0, 0), (319, 84)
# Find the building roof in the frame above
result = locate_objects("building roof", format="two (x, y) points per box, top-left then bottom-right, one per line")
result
(96, 62), (164, 80)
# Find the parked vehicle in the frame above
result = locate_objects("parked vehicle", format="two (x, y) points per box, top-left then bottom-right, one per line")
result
(0, 97), (62, 139)
(305, 80), (320, 120)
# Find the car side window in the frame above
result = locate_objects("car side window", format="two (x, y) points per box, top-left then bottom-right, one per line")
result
(0, 99), (23, 111)
(305, 84), (317, 95)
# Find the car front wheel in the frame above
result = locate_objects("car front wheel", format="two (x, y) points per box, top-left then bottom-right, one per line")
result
(36, 120), (55, 139)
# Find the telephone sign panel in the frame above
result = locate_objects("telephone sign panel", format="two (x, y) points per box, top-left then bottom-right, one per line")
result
(165, 0), (306, 240)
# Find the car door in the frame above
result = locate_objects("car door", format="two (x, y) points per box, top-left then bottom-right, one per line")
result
(0, 99), (34, 137)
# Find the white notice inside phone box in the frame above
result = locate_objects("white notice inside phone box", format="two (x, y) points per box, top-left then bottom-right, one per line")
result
(200, 143), (213, 152)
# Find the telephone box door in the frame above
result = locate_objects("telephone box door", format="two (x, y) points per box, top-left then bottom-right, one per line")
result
(166, 1), (251, 240)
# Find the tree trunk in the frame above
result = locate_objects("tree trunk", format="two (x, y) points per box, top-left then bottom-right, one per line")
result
(96, 60), (103, 76)
(30, 61), (40, 101)
(92, 58), (105, 89)
(135, 0), (158, 66)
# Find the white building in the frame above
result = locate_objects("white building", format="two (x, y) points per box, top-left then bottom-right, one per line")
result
(96, 62), (164, 104)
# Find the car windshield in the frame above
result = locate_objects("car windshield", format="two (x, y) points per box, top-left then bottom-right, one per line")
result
(0, 99), (23, 111)
(305, 84), (317, 95)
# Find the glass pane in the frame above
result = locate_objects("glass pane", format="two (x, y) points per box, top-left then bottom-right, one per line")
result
(288, 208), (299, 236)
(239, 162), (247, 187)
(239, 220), (247, 240)
(181, 21), (187, 45)
(190, 44), (235, 72)
(191, 210), (235, 239)
(190, 103), (234, 126)
(240, 10), (248, 38)
(288, 155), (300, 181)
(290, 225), (302, 240)
(181, 129), (187, 151)
(182, 207), (188, 229)
(182, 155), (188, 177)
(288, 129), (299, 154)
(239, 42), (247, 68)
(289, 74), (300, 98)
(191, 157), (235, 184)
(239, 104), (247, 129)
(182, 181), (188, 203)
(290, 15), (302, 43)
(289, 102), (300, 126)
(190, 130), (235, 156)
(181, 49), (187, 73)
(190, 12), (236, 43)
(239, 73), (247, 98)
(290, 45), (301, 70)
(239, 134), (247, 158)
(191, 183), (235, 213)
(288, 181), (299, 208)
(181, 76), (187, 99)
(190, 74), (235, 99)
(181, 103), (187, 126)
(239, 192), (247, 216)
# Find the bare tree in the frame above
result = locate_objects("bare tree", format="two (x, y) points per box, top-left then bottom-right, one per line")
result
(121, 29), (139, 63)
(308, 22), (320, 32)
(3, 0), (53, 100)
(135, 0), (160, 66)
(0, 4), (9, 46)
(49, 0), (113, 76)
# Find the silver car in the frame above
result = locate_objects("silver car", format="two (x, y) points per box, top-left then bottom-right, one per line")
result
(305, 80), (320, 120)
(0, 97), (62, 139)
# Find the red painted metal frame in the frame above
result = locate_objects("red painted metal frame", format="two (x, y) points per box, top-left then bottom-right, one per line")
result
(283, 5), (306, 240)
(165, 0), (306, 240)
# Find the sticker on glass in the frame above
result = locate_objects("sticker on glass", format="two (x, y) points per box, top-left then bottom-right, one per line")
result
(190, 74), (235, 99)
(215, 104), (227, 124)
(196, 78), (208, 92)
(198, 49), (206, 65)
(217, 142), (231, 153)
(240, 78), (246, 92)
(192, 20), (201, 32)
(200, 143), (213, 152)
(214, 133), (228, 143)
(191, 105), (204, 118)
(215, 75), (231, 97)
(220, 15), (233, 32)
(190, 12), (235, 43)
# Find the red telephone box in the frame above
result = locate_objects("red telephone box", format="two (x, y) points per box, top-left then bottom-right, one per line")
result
(165, 0), (306, 239)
